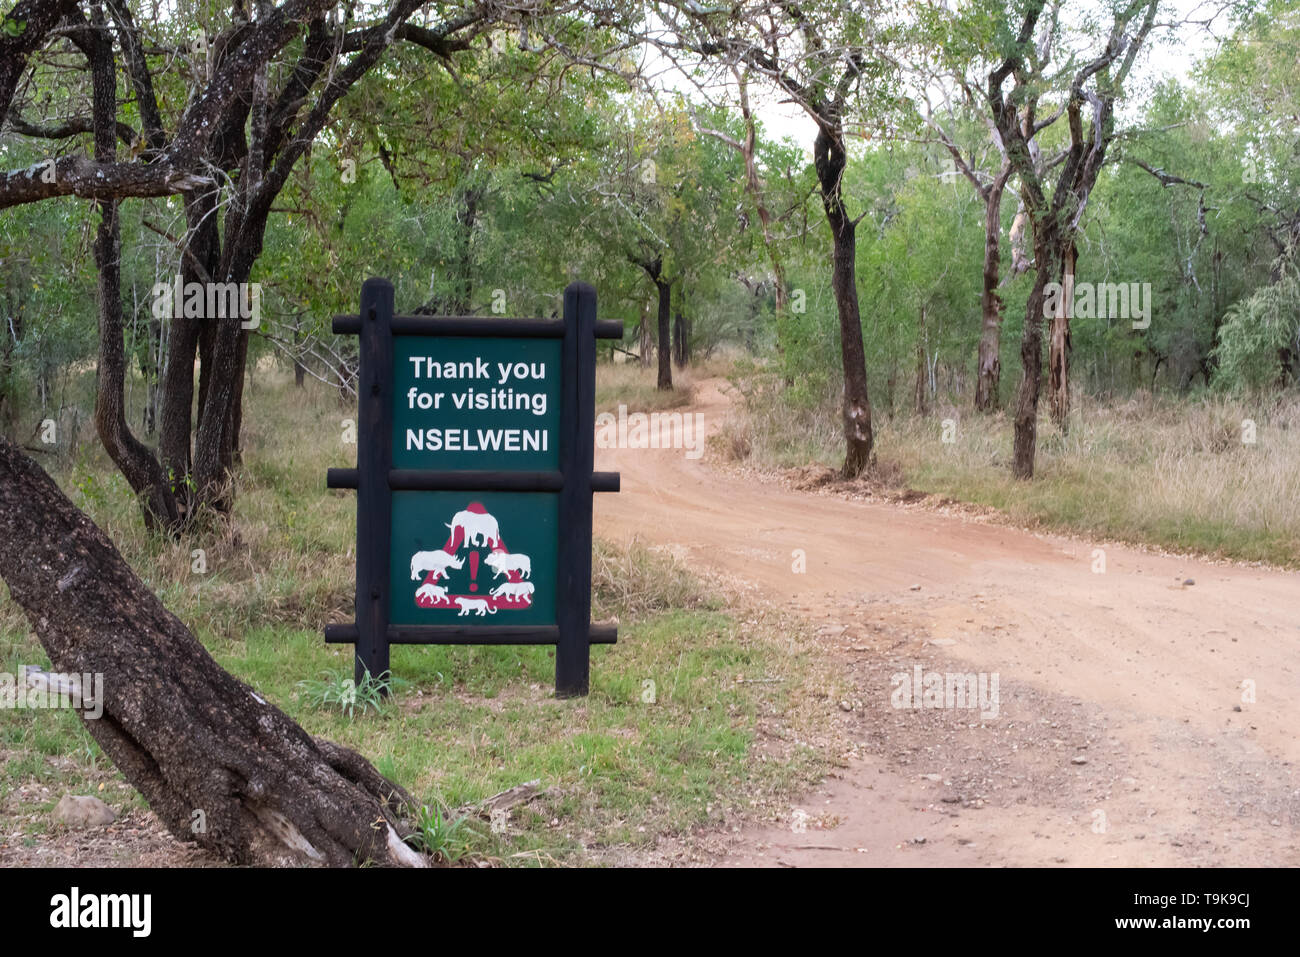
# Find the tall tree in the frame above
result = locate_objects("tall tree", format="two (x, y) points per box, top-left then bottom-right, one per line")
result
(915, 88), (1016, 411)
(651, 0), (901, 476)
(986, 0), (1159, 476)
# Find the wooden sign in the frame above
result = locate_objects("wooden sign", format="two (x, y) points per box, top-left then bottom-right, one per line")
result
(326, 279), (621, 697)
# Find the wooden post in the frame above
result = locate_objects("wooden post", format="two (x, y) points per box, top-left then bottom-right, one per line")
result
(556, 282), (597, 697)
(328, 279), (618, 695)
(354, 278), (394, 687)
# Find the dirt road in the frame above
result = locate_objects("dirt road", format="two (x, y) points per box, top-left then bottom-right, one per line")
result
(595, 379), (1300, 867)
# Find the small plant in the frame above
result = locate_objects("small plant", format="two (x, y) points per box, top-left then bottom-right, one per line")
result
(407, 800), (476, 863)
(79, 743), (101, 773)
(295, 667), (399, 718)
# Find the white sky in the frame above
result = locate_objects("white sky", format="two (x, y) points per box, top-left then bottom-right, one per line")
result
(645, 0), (1233, 152)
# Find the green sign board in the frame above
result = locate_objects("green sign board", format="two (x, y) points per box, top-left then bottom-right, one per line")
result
(326, 279), (622, 696)
(389, 491), (558, 626)
(391, 336), (561, 472)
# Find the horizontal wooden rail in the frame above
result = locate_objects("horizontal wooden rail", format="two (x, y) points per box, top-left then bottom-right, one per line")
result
(324, 623), (618, 646)
(333, 314), (623, 340)
(327, 468), (619, 493)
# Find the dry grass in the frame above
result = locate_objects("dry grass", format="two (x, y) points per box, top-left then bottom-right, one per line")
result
(592, 537), (716, 621)
(594, 357), (732, 416)
(718, 365), (1300, 567)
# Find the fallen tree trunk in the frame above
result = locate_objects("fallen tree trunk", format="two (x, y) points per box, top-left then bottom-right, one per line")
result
(0, 437), (426, 867)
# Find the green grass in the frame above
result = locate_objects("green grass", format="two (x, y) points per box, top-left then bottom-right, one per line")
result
(0, 365), (831, 865)
(205, 608), (818, 863)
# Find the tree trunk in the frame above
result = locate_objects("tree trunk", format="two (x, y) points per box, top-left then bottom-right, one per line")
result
(228, 328), (250, 468)
(655, 278), (673, 391)
(158, 312), (198, 509)
(192, 320), (245, 513)
(159, 189), (221, 522)
(0, 436), (428, 867)
(0, 290), (23, 438)
(138, 317), (163, 436)
(814, 123), (873, 477)
(975, 166), (1012, 412)
(1048, 243), (1075, 432)
(88, 9), (178, 530)
(91, 200), (178, 530)
(638, 315), (652, 368)
(672, 311), (690, 368)
(1013, 235), (1061, 479)
(449, 184), (482, 315)
(293, 320), (307, 388)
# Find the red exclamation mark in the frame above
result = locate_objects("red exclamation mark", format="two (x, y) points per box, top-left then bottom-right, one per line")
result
(468, 551), (479, 592)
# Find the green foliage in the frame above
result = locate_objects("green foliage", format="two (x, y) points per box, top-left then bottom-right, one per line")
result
(1212, 248), (1300, 392)
(1, 0), (1297, 469)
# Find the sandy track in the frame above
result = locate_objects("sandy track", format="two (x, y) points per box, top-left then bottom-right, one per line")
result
(595, 378), (1300, 867)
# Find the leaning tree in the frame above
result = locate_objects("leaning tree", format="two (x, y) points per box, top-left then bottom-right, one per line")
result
(0, 436), (428, 865)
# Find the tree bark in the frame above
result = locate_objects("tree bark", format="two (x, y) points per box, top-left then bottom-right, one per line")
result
(655, 278), (673, 390)
(0, 436), (428, 867)
(16, 0), (491, 531)
(88, 6), (178, 530)
(192, 321), (245, 512)
(814, 122), (873, 477)
(1013, 235), (1060, 479)
(0, 0), (76, 124)
(228, 329), (251, 468)
(975, 166), (1013, 412)
(159, 189), (221, 522)
(632, 255), (673, 389)
(136, 316), (163, 436)
(672, 311), (689, 367)
(638, 316), (653, 368)
(290, 313), (307, 388)
(0, 281), (25, 437)
(449, 183), (482, 314)
(1048, 242), (1075, 431)
(990, 0), (1157, 477)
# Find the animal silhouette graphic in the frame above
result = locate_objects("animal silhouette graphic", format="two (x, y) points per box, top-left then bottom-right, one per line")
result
(410, 549), (463, 581)
(455, 596), (495, 617)
(489, 580), (534, 601)
(485, 550), (531, 580)
(446, 508), (501, 548)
